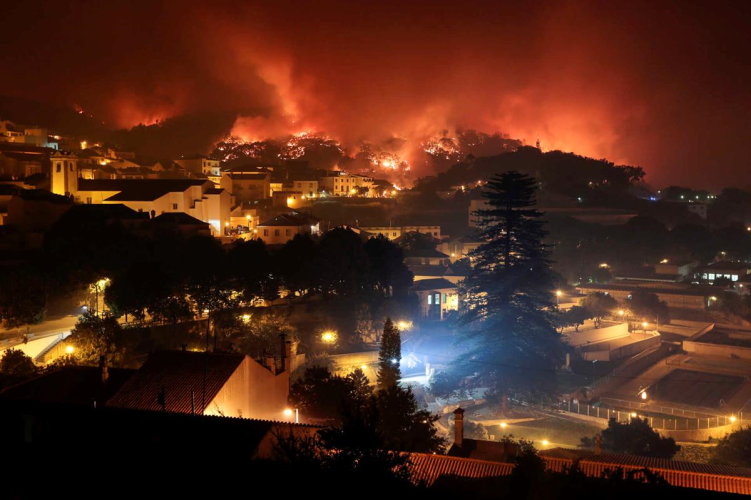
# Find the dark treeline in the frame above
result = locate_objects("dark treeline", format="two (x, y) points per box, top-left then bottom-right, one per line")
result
(0, 206), (416, 361)
(550, 215), (751, 283)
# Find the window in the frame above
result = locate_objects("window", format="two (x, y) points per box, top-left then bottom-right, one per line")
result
(274, 229), (280, 236)
(70, 163), (74, 171)
(86, 197), (92, 204)
(443, 293), (447, 303)
(434, 293), (440, 304)
(263, 229), (269, 236)
(286, 229), (291, 236)
(392, 232), (397, 237)
(428, 294), (432, 305)
(172, 203), (178, 210)
(56, 163), (61, 173)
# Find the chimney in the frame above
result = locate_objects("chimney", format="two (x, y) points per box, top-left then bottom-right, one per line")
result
(595, 433), (602, 455)
(99, 355), (109, 383)
(265, 356), (276, 375)
(453, 407), (465, 447)
(284, 340), (293, 373)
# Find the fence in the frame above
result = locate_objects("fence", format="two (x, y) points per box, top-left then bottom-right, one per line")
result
(556, 400), (744, 431)
(585, 343), (672, 392)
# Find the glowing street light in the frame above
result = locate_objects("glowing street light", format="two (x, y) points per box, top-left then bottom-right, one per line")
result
(618, 309), (624, 316)
(641, 391), (648, 400)
(730, 416), (737, 423)
(396, 320), (412, 331)
(556, 290), (562, 305)
(283, 408), (299, 423)
(631, 412), (637, 418)
(500, 422), (507, 429)
(321, 331), (337, 344)
(541, 440), (549, 446)
(65, 345), (75, 354)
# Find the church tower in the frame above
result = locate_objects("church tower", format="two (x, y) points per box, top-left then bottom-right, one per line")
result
(50, 151), (78, 197)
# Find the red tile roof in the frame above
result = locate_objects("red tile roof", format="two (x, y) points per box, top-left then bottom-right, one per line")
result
(406, 448), (751, 494)
(106, 351), (245, 414)
(407, 454), (513, 486)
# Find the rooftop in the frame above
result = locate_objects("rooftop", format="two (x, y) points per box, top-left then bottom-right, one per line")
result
(258, 213), (318, 227)
(107, 351), (246, 414)
(412, 278), (458, 291)
(0, 366), (135, 407)
(78, 179), (209, 202)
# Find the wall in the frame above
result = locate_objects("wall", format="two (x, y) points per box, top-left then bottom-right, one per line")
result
(683, 340), (751, 360)
(206, 356), (289, 420)
(565, 323), (629, 347)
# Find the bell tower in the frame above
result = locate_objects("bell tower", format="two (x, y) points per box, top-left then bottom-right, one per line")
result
(50, 151), (78, 197)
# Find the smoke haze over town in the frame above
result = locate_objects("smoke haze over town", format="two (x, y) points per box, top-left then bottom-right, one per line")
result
(3, 0), (751, 187)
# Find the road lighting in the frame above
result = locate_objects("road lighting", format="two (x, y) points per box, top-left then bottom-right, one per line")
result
(500, 422), (507, 429)
(283, 408), (299, 423)
(65, 345), (75, 355)
(321, 331), (337, 344)
(556, 290), (562, 306)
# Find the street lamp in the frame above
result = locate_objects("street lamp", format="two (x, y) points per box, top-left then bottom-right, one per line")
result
(283, 408), (299, 424)
(556, 290), (562, 306)
(321, 331), (337, 344)
(65, 345), (75, 355)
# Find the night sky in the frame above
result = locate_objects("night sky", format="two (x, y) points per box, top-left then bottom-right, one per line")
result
(2, 0), (750, 188)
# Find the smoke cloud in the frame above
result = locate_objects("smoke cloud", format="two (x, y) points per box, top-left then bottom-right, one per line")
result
(2, 1), (750, 187)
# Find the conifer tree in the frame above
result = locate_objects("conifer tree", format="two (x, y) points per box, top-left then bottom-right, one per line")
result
(378, 318), (401, 389)
(432, 171), (563, 403)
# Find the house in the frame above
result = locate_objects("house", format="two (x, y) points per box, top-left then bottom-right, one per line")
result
(412, 278), (459, 320)
(106, 349), (294, 420)
(404, 248), (451, 266)
(356, 225), (441, 240)
(151, 212), (212, 238)
(257, 212), (320, 245)
(75, 179), (231, 236)
(318, 171), (374, 196)
(697, 261), (751, 283)
(173, 154), (221, 177)
(220, 172), (271, 203)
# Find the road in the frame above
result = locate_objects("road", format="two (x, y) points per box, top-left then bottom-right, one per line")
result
(0, 314), (80, 349)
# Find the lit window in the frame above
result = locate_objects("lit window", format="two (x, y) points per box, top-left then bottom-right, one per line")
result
(428, 295), (432, 305)
(444, 293), (447, 303)
(56, 163), (61, 173)
(435, 293), (440, 304)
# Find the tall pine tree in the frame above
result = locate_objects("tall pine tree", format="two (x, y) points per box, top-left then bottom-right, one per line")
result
(433, 171), (563, 403)
(378, 318), (401, 389)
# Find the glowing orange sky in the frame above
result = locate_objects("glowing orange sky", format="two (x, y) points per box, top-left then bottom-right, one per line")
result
(3, 0), (751, 188)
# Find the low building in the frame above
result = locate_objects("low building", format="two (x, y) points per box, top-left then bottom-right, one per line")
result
(151, 212), (212, 238)
(220, 172), (271, 203)
(173, 154), (221, 177)
(577, 281), (714, 310)
(404, 248), (451, 267)
(697, 261), (751, 283)
(257, 212), (320, 245)
(356, 225), (441, 240)
(412, 278), (459, 320)
(107, 350), (292, 420)
(319, 171), (374, 196)
(75, 179), (231, 236)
